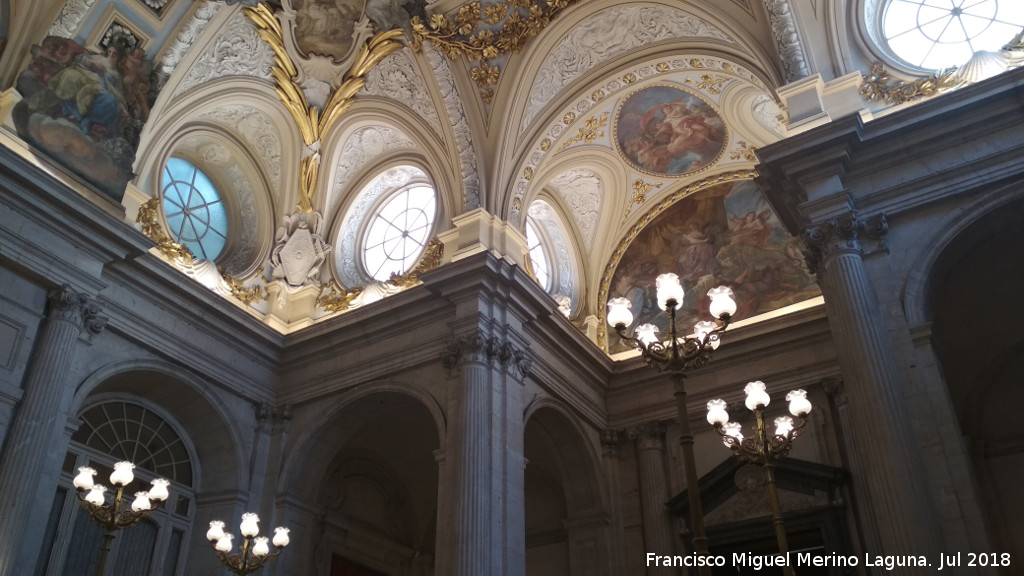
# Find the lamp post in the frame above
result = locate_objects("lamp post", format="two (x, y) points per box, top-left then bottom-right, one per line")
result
(72, 462), (171, 576)
(706, 382), (813, 576)
(607, 273), (736, 571)
(206, 514), (290, 575)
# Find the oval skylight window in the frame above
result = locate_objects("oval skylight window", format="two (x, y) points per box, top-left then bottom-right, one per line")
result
(883, 0), (1024, 69)
(161, 158), (227, 260)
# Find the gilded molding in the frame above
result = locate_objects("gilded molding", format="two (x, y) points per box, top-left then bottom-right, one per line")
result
(411, 0), (579, 103)
(860, 62), (961, 105)
(244, 3), (404, 212)
(136, 198), (196, 264)
(802, 213), (888, 275)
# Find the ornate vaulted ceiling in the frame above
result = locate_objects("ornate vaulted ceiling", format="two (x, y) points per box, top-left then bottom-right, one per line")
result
(2, 0), (825, 345)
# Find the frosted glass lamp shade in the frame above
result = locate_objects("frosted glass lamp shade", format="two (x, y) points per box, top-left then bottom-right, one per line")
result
(721, 422), (743, 444)
(110, 461), (135, 487)
(252, 537), (270, 557)
(706, 399), (729, 426)
(606, 297), (633, 327)
(85, 486), (106, 506)
(148, 478), (170, 501)
(774, 416), (795, 437)
(216, 534), (233, 553)
(73, 467), (96, 490)
(240, 513), (260, 538)
(786, 389), (812, 416)
(635, 323), (659, 345)
(707, 286), (737, 318)
(744, 380), (771, 410)
(273, 527), (290, 547)
(656, 273), (685, 310)
(131, 492), (152, 512)
(207, 521), (226, 542)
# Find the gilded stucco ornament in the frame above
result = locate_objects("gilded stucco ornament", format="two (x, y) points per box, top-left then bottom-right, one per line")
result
(221, 270), (267, 305)
(317, 281), (364, 313)
(388, 238), (445, 288)
(411, 0), (579, 103)
(243, 3), (404, 213)
(860, 62), (961, 105)
(136, 198), (196, 264)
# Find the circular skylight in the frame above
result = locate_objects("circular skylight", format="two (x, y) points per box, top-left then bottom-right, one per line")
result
(162, 158), (227, 260)
(883, 0), (1024, 69)
(362, 184), (437, 281)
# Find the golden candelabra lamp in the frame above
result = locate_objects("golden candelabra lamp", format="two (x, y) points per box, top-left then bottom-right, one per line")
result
(706, 381), (814, 576)
(607, 273), (736, 574)
(206, 513), (290, 575)
(72, 462), (170, 576)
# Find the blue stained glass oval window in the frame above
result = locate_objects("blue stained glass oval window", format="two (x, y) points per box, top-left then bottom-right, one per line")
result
(161, 158), (228, 260)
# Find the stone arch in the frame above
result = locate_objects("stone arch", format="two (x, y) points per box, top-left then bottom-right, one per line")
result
(71, 358), (250, 493)
(523, 399), (609, 575)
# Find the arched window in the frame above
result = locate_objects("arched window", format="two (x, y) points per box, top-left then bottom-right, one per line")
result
(36, 401), (196, 576)
(873, 0), (1024, 70)
(161, 157), (228, 260)
(363, 184), (437, 282)
(335, 165), (439, 287)
(526, 217), (551, 291)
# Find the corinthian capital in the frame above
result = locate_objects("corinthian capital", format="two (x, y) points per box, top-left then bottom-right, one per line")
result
(802, 213), (887, 274)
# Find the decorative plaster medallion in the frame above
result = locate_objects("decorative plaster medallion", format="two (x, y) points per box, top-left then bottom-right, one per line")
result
(270, 211), (331, 287)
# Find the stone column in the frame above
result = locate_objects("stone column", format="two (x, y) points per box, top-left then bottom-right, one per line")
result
(441, 330), (532, 576)
(600, 430), (626, 576)
(629, 423), (677, 574)
(804, 213), (939, 562)
(0, 285), (106, 575)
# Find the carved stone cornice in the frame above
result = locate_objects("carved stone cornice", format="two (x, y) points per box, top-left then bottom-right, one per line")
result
(802, 213), (887, 275)
(48, 285), (107, 339)
(440, 332), (532, 379)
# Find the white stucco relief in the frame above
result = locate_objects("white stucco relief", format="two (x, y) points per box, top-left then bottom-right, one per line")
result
(328, 126), (415, 215)
(158, 2), (222, 84)
(49, 0), (98, 38)
(199, 105), (283, 189)
(424, 44), (480, 211)
(360, 49), (443, 136)
(547, 169), (602, 251)
(521, 5), (733, 133)
(177, 9), (275, 96)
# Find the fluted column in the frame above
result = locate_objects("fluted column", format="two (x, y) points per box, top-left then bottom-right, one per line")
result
(804, 213), (939, 563)
(630, 423), (677, 575)
(441, 330), (532, 576)
(0, 285), (106, 575)
(600, 430), (626, 576)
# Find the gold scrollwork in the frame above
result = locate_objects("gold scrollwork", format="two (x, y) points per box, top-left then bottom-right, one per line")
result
(412, 0), (578, 103)
(859, 62), (960, 105)
(244, 4), (404, 212)
(136, 198), (195, 264)
(624, 178), (662, 218)
(560, 112), (608, 150)
(730, 141), (757, 162)
(317, 281), (364, 313)
(220, 270), (266, 305)
(388, 237), (445, 288)
(685, 73), (727, 95)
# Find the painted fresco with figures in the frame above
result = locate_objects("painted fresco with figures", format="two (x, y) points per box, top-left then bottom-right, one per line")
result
(606, 180), (820, 353)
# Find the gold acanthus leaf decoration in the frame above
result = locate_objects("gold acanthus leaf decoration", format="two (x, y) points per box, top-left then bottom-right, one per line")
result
(859, 61), (961, 105)
(136, 198), (195, 264)
(560, 112), (608, 150)
(411, 0), (578, 103)
(244, 3), (404, 212)
(388, 238), (445, 288)
(317, 281), (364, 313)
(624, 178), (662, 218)
(220, 270), (266, 305)
(730, 141), (757, 162)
